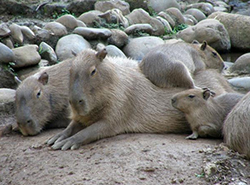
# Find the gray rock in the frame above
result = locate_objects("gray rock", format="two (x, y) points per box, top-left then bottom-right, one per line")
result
(177, 19), (231, 52)
(0, 43), (15, 64)
(209, 12), (250, 51)
(78, 10), (103, 27)
(123, 36), (164, 60)
(97, 43), (126, 58)
(228, 77), (250, 90)
(165, 7), (185, 25)
(56, 14), (80, 30)
(0, 88), (16, 115)
(185, 8), (206, 22)
(39, 42), (58, 65)
(73, 27), (112, 40)
(0, 64), (17, 89)
(107, 29), (128, 48)
(0, 23), (11, 37)
(20, 25), (35, 40)
(125, 24), (154, 35)
(185, 3), (214, 16)
(67, 0), (96, 16)
(9, 23), (23, 44)
(12, 44), (41, 68)
(147, 0), (180, 13)
(158, 11), (175, 28)
(230, 53), (250, 74)
(55, 34), (91, 61)
(95, 0), (130, 15)
(44, 22), (68, 37)
(1, 38), (14, 49)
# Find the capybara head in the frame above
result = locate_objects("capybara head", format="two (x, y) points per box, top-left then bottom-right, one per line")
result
(69, 48), (113, 117)
(16, 72), (52, 136)
(192, 40), (224, 72)
(171, 88), (214, 113)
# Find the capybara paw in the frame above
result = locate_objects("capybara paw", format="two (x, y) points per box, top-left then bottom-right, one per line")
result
(46, 133), (66, 146)
(51, 138), (80, 150)
(186, 132), (198, 140)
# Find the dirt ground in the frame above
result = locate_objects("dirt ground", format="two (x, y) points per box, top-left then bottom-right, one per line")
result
(0, 119), (250, 185)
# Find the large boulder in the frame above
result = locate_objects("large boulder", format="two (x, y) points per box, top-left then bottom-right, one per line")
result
(177, 19), (231, 52)
(209, 12), (250, 51)
(123, 36), (164, 60)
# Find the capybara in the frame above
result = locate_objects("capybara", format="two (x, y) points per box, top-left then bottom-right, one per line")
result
(47, 48), (232, 150)
(223, 91), (250, 159)
(15, 58), (73, 136)
(172, 88), (243, 139)
(139, 40), (224, 89)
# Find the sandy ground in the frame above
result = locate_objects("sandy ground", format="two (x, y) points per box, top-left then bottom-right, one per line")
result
(0, 126), (249, 185)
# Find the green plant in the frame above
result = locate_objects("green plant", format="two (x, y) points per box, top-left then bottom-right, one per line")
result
(93, 20), (124, 30)
(171, 24), (188, 34)
(148, 6), (157, 17)
(3, 62), (17, 76)
(52, 8), (75, 19)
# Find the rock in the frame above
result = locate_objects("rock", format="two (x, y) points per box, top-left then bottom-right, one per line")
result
(99, 8), (129, 28)
(177, 19), (231, 52)
(56, 14), (80, 30)
(44, 22), (68, 37)
(0, 64), (17, 89)
(97, 43), (126, 58)
(230, 53), (250, 74)
(20, 25), (35, 40)
(0, 23), (11, 37)
(55, 34), (91, 61)
(156, 16), (172, 32)
(123, 36), (164, 60)
(185, 8), (206, 22)
(78, 10), (103, 27)
(107, 29), (128, 48)
(203, 162), (217, 178)
(165, 7), (185, 25)
(123, 0), (148, 11)
(158, 11), (175, 28)
(67, 0), (96, 17)
(125, 8), (164, 36)
(125, 24), (154, 35)
(73, 27), (112, 40)
(183, 14), (198, 25)
(95, 0), (130, 15)
(9, 23), (23, 44)
(39, 42), (57, 65)
(0, 43), (15, 64)
(147, 0), (180, 13)
(209, 12), (250, 51)
(0, 88), (15, 114)
(228, 77), (250, 90)
(1, 38), (14, 49)
(185, 3), (214, 16)
(12, 44), (41, 68)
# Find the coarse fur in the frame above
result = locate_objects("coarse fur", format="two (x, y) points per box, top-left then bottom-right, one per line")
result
(139, 40), (224, 89)
(47, 48), (233, 150)
(172, 88), (243, 139)
(223, 91), (250, 159)
(15, 58), (73, 136)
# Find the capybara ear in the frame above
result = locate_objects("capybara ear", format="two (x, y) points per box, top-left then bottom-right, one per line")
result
(38, 72), (49, 85)
(202, 89), (211, 100)
(192, 40), (199, 44)
(96, 48), (107, 61)
(200, 41), (207, 51)
(14, 76), (22, 84)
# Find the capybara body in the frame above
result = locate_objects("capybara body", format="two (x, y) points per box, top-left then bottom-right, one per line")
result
(172, 88), (243, 139)
(139, 41), (224, 89)
(15, 59), (72, 136)
(47, 48), (233, 150)
(223, 91), (250, 159)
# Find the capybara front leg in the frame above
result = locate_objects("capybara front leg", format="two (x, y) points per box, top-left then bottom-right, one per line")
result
(51, 120), (118, 150)
(186, 131), (199, 140)
(47, 120), (85, 146)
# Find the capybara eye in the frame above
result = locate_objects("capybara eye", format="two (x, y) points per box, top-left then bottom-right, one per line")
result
(212, 52), (217, 58)
(36, 90), (41, 98)
(90, 68), (96, 76)
(188, 95), (195, 98)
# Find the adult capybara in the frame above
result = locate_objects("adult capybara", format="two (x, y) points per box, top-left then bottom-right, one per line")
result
(139, 40), (224, 89)
(47, 48), (232, 150)
(172, 88), (243, 139)
(223, 91), (250, 159)
(15, 58), (73, 136)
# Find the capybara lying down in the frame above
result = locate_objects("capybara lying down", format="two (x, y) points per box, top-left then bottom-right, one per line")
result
(223, 91), (250, 159)
(47, 48), (233, 150)
(172, 88), (243, 139)
(15, 58), (73, 136)
(139, 40), (225, 89)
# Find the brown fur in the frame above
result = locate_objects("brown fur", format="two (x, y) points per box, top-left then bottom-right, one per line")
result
(172, 88), (243, 139)
(47, 48), (232, 150)
(223, 91), (250, 159)
(139, 41), (224, 89)
(15, 58), (72, 136)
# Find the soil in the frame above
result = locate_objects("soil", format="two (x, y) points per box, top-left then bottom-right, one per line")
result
(0, 116), (250, 185)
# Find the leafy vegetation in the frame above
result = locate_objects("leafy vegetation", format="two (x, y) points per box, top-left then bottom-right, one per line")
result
(3, 62), (17, 76)
(52, 8), (75, 19)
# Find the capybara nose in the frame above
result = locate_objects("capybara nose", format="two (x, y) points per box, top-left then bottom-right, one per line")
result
(171, 97), (176, 105)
